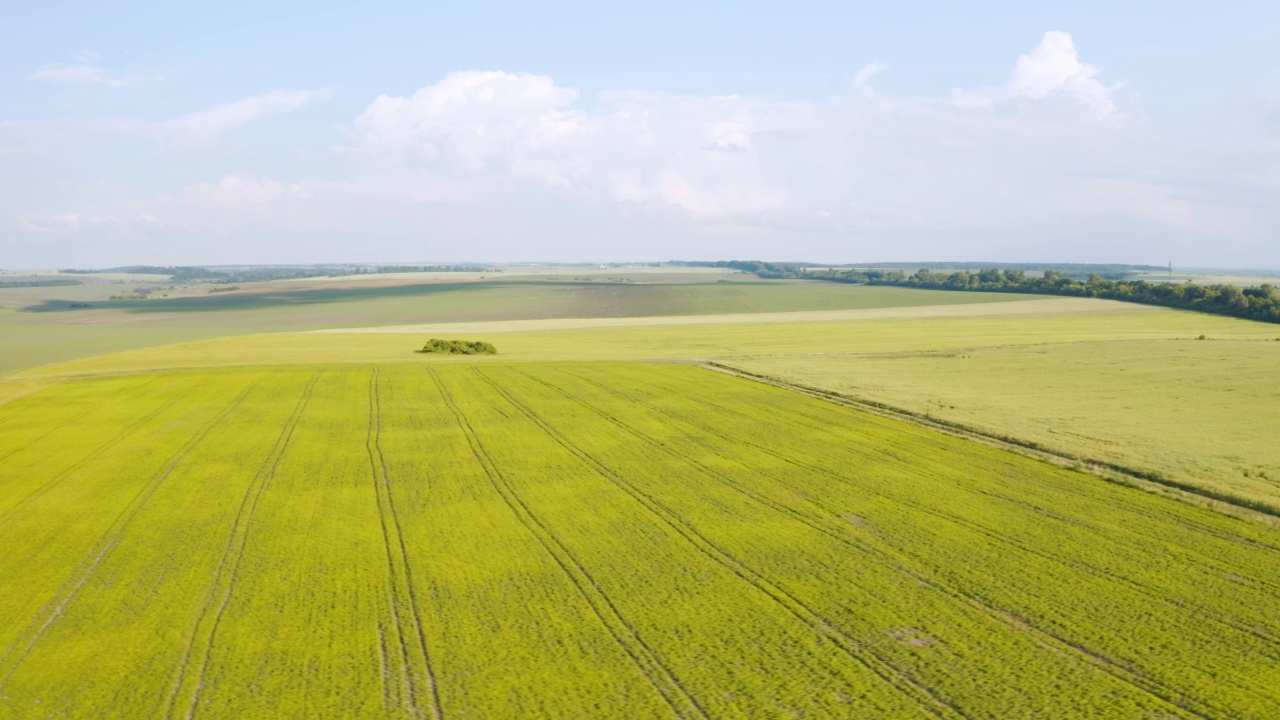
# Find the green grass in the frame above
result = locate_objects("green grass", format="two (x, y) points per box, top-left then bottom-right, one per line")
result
(2, 362), (1279, 718)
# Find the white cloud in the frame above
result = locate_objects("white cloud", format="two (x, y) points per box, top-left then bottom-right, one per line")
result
(27, 63), (135, 88)
(952, 31), (1120, 120)
(1011, 31), (1117, 117)
(166, 89), (331, 143)
(15, 31), (1279, 267)
(704, 113), (755, 151)
(347, 74), (799, 220)
(176, 174), (313, 208)
(17, 175), (321, 240)
(139, 175), (329, 235)
(19, 212), (110, 232)
(351, 71), (579, 167)
(25, 51), (147, 88)
(852, 62), (890, 98)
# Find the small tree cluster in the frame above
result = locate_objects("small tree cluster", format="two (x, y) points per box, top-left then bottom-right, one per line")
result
(416, 339), (497, 355)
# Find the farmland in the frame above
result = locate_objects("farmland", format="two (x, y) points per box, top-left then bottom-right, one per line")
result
(15, 292), (1280, 514)
(736, 338), (1280, 511)
(0, 279), (1030, 377)
(2, 362), (1280, 718)
(5, 274), (1280, 718)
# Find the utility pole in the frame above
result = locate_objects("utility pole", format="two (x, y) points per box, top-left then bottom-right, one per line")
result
(1169, 261), (1173, 283)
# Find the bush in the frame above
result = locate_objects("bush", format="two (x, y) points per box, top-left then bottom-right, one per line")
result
(416, 339), (497, 355)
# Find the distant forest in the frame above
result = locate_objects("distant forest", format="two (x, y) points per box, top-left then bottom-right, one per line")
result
(683, 261), (1280, 324)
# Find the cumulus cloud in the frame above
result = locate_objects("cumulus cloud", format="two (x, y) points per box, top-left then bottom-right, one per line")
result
(19, 30), (1274, 266)
(344, 54), (1123, 224)
(166, 89), (330, 143)
(351, 71), (579, 170)
(346, 72), (800, 220)
(952, 31), (1121, 120)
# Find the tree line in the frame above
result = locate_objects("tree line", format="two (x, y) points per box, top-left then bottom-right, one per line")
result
(841, 269), (1280, 324)
(682, 261), (1280, 324)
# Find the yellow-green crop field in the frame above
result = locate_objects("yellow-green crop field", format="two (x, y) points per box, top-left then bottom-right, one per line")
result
(19, 295), (1280, 513)
(3, 362), (1280, 719)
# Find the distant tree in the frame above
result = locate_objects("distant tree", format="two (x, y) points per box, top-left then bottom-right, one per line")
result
(416, 339), (497, 355)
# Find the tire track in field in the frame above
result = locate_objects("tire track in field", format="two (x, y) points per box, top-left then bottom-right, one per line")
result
(702, 366), (1280, 557)
(376, 623), (394, 712)
(695, 391), (1280, 653)
(647, 369), (1280, 598)
(164, 371), (320, 720)
(475, 367), (966, 720)
(830, 426), (1280, 710)
(426, 368), (708, 720)
(0, 378), (157, 455)
(0, 379), (193, 533)
(613, 370), (1280, 636)
(0, 374), (267, 691)
(556, 369), (1237, 719)
(367, 369), (443, 720)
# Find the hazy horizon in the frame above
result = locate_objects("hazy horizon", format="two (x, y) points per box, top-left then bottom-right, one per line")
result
(3, 2), (1277, 268)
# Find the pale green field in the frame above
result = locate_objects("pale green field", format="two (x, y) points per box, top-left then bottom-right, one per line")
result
(738, 339), (1280, 510)
(2, 363), (1279, 719)
(0, 281), (1027, 377)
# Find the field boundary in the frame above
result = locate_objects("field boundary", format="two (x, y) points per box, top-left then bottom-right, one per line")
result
(699, 362), (1280, 525)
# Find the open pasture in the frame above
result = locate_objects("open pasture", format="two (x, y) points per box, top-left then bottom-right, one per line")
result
(2, 362), (1279, 719)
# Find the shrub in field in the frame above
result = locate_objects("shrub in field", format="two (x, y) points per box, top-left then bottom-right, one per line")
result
(417, 338), (497, 355)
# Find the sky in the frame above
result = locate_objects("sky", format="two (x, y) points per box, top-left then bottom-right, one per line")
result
(1, 1), (1278, 268)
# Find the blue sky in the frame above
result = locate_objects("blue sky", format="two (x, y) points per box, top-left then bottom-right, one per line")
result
(2, 1), (1278, 267)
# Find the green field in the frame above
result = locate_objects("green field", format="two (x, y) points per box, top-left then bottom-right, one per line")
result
(15, 292), (1278, 514)
(737, 338), (1280, 511)
(5, 276), (1280, 718)
(3, 363), (1280, 719)
(0, 280), (1030, 377)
